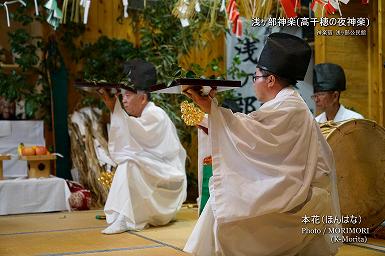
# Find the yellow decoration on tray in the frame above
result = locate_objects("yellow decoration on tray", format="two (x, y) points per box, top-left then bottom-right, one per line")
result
(98, 171), (114, 190)
(180, 100), (205, 126)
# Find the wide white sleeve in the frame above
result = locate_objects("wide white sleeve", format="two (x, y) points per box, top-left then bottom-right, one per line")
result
(109, 102), (184, 163)
(208, 101), (319, 224)
(120, 107), (173, 149)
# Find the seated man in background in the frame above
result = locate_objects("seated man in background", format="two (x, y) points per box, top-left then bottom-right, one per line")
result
(98, 59), (187, 234)
(312, 63), (364, 123)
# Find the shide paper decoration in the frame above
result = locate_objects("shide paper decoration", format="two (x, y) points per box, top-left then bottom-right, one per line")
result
(45, 0), (63, 30)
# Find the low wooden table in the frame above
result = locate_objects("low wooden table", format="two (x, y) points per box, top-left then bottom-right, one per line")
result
(19, 155), (57, 178)
(0, 155), (11, 180)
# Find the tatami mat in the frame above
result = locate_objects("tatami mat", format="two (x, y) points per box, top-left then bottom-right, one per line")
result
(59, 247), (189, 256)
(363, 239), (385, 247)
(0, 208), (192, 256)
(140, 206), (197, 249)
(338, 243), (385, 256)
(0, 229), (157, 255)
(1, 207), (385, 255)
(0, 210), (106, 235)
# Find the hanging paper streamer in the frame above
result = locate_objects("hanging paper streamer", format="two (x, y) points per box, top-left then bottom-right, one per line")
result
(179, 2), (190, 27)
(45, 0), (63, 30)
(171, 0), (223, 30)
(195, 0), (200, 12)
(84, 0), (91, 24)
(34, 0), (39, 16)
(279, 0), (300, 18)
(310, 0), (336, 17)
(309, 0), (368, 17)
(236, 18), (242, 38)
(172, 0), (200, 27)
(3, 3), (11, 27)
(226, 0), (235, 15)
(323, 2), (336, 15)
(179, 3), (190, 27)
(80, 0), (91, 24)
(173, 0), (197, 19)
(226, 0), (243, 37)
(1, 0), (27, 27)
(122, 0), (128, 18)
(328, 0), (341, 16)
(231, 10), (239, 33)
(220, 0), (225, 12)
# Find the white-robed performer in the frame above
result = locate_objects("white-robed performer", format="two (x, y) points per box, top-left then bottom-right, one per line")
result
(311, 63), (364, 123)
(98, 59), (187, 234)
(184, 33), (342, 256)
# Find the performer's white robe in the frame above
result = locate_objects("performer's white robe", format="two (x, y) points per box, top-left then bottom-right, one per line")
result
(184, 88), (341, 256)
(197, 115), (210, 211)
(104, 102), (187, 230)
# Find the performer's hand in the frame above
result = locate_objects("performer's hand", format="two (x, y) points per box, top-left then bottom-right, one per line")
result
(185, 89), (216, 114)
(97, 88), (116, 112)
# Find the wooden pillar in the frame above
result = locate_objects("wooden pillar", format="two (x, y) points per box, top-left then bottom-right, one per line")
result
(368, 0), (384, 125)
(381, 1), (385, 125)
(376, 0), (384, 125)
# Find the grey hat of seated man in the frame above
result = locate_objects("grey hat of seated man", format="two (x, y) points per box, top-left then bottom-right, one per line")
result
(122, 59), (157, 92)
(313, 63), (346, 93)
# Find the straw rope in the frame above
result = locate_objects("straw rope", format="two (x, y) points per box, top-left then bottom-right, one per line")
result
(68, 112), (112, 208)
(239, 0), (276, 19)
(172, 0), (198, 20)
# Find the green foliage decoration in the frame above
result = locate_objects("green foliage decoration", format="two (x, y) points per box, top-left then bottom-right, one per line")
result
(1, 16), (51, 121)
(81, 36), (141, 84)
(0, 69), (30, 102)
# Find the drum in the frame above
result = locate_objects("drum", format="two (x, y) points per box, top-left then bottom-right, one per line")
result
(320, 119), (385, 230)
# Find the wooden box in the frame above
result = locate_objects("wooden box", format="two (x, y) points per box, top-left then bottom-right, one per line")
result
(19, 155), (57, 178)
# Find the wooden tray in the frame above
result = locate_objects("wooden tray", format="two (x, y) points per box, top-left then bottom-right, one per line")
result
(74, 80), (125, 89)
(149, 78), (242, 94)
(0, 155), (11, 161)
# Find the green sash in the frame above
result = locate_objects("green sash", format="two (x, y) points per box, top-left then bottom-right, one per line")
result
(199, 157), (213, 215)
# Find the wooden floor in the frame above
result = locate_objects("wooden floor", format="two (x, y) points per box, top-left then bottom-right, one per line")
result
(0, 207), (384, 256)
